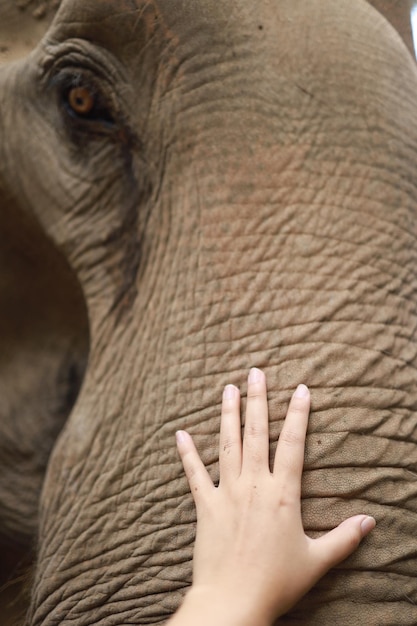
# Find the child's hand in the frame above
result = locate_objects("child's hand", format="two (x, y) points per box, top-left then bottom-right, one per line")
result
(171, 368), (375, 626)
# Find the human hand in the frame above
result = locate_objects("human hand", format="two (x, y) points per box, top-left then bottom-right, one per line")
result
(171, 368), (376, 626)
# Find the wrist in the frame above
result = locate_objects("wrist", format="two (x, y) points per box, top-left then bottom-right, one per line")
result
(168, 586), (272, 626)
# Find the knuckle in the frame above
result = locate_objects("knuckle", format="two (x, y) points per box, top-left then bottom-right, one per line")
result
(245, 422), (268, 439)
(289, 399), (308, 415)
(182, 452), (199, 479)
(185, 466), (205, 496)
(247, 385), (265, 400)
(279, 428), (303, 446)
(346, 527), (362, 551)
(221, 436), (240, 453)
(277, 488), (297, 508)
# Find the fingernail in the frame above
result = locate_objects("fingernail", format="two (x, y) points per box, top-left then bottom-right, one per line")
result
(360, 516), (376, 537)
(294, 384), (309, 398)
(223, 384), (237, 400)
(248, 367), (262, 384)
(175, 430), (187, 445)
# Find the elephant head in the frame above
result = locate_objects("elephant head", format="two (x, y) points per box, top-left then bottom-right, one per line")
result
(1, 0), (417, 624)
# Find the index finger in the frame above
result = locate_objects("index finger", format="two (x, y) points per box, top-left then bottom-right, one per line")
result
(273, 384), (310, 493)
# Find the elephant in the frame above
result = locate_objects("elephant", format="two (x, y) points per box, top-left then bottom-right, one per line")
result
(0, 0), (417, 624)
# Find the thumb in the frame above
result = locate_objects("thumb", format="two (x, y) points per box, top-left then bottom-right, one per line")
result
(312, 515), (376, 574)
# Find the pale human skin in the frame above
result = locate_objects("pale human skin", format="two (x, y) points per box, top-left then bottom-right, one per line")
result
(169, 368), (376, 626)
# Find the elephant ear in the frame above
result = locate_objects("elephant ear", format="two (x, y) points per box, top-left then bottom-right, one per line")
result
(0, 0), (60, 65)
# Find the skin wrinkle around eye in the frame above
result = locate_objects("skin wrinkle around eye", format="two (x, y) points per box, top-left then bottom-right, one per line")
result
(39, 43), (139, 148)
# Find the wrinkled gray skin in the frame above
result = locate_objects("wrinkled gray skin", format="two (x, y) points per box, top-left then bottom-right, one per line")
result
(0, 217), (88, 624)
(0, 1), (88, 621)
(1, 0), (417, 624)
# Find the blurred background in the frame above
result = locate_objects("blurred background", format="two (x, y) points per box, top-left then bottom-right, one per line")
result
(368, 0), (416, 57)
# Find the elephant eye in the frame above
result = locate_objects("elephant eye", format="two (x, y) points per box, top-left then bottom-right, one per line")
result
(57, 72), (116, 128)
(68, 86), (95, 116)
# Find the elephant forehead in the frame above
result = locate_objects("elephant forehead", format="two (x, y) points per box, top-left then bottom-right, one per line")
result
(51, 0), (383, 61)
(49, 0), (413, 117)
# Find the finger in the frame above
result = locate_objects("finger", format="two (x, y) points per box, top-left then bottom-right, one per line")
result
(219, 384), (242, 481)
(311, 515), (376, 575)
(242, 368), (269, 473)
(176, 430), (214, 503)
(273, 385), (310, 494)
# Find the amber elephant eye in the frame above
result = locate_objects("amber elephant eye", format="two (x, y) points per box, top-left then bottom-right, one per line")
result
(56, 71), (116, 129)
(68, 86), (95, 116)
